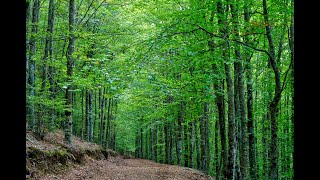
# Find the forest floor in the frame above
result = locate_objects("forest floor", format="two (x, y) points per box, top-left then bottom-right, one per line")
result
(40, 157), (213, 180)
(26, 130), (214, 180)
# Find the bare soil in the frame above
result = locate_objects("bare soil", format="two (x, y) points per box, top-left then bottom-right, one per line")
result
(27, 130), (214, 180)
(40, 157), (214, 180)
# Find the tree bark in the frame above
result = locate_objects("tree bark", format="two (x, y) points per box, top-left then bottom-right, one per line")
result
(262, 0), (282, 178)
(229, 0), (249, 179)
(243, 0), (258, 178)
(154, 123), (158, 162)
(106, 98), (112, 148)
(177, 101), (183, 166)
(86, 89), (93, 142)
(27, 0), (40, 131)
(189, 115), (195, 168)
(165, 122), (169, 164)
(217, 1), (237, 179)
(65, 0), (76, 144)
(184, 119), (189, 167)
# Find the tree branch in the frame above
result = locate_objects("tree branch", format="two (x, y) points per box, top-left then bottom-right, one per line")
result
(195, 25), (272, 58)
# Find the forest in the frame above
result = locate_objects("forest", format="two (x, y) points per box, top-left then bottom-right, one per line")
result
(26, 0), (294, 179)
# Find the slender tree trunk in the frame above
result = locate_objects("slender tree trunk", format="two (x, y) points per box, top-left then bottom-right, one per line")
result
(150, 127), (153, 160)
(200, 101), (210, 174)
(135, 130), (140, 158)
(262, 0), (282, 179)
(93, 89), (97, 142)
(189, 115), (195, 168)
(85, 89), (89, 140)
(28, 0), (40, 131)
(214, 118), (219, 179)
(243, 0), (258, 178)
(140, 127), (143, 158)
(217, 1), (237, 179)
(184, 120), (189, 167)
(64, 0), (76, 144)
(81, 89), (85, 139)
(195, 117), (201, 169)
(86, 89), (93, 142)
(229, 0), (249, 179)
(99, 87), (105, 144)
(169, 121), (174, 164)
(165, 122), (169, 164)
(41, 0), (56, 131)
(159, 123), (164, 163)
(106, 98), (112, 148)
(177, 101), (183, 166)
(200, 106), (205, 171)
(154, 123), (158, 162)
(145, 128), (148, 159)
(215, 80), (227, 178)
(26, 0), (32, 84)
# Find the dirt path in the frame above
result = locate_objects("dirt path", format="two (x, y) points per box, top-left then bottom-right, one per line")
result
(40, 156), (214, 180)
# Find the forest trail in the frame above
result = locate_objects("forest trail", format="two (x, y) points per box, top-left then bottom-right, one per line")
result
(40, 157), (213, 180)
(27, 130), (213, 180)
(40, 156), (213, 180)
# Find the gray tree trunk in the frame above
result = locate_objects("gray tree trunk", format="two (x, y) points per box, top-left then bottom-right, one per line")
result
(217, 1), (237, 179)
(262, 0), (282, 179)
(27, 0), (40, 131)
(184, 120), (189, 167)
(189, 116), (195, 168)
(64, 0), (76, 144)
(229, 1), (249, 179)
(177, 101), (183, 166)
(243, 0), (258, 178)
(41, 0), (56, 131)
(26, 0), (32, 85)
(154, 123), (158, 162)
(87, 89), (93, 142)
(106, 98), (112, 148)
(99, 87), (105, 144)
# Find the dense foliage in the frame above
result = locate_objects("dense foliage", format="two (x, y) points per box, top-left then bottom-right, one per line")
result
(26, 0), (294, 179)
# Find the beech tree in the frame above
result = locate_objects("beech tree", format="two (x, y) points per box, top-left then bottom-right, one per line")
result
(26, 0), (294, 179)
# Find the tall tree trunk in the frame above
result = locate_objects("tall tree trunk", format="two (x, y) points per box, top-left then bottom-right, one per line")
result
(211, 38), (227, 178)
(215, 80), (227, 178)
(159, 123), (164, 163)
(229, 0), (249, 179)
(154, 123), (158, 162)
(81, 89), (85, 140)
(169, 121), (174, 165)
(140, 127), (143, 158)
(165, 122), (169, 164)
(262, 0), (282, 179)
(135, 130), (140, 158)
(41, 0), (55, 131)
(243, 0), (258, 178)
(177, 101), (183, 166)
(106, 98), (112, 148)
(217, 1), (237, 179)
(184, 120), (189, 167)
(99, 87), (105, 144)
(200, 101), (210, 174)
(26, 0), (32, 84)
(214, 118), (219, 179)
(189, 115), (195, 168)
(87, 89), (93, 142)
(85, 89), (89, 140)
(27, 0), (40, 131)
(93, 89), (97, 142)
(65, 0), (76, 144)
(145, 128), (148, 159)
(195, 117), (201, 169)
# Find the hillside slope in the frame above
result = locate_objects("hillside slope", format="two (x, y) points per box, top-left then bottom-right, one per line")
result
(26, 130), (213, 180)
